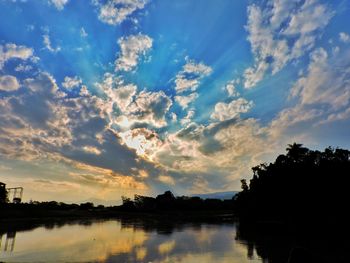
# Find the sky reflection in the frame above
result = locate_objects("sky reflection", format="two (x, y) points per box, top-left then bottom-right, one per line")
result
(0, 219), (261, 263)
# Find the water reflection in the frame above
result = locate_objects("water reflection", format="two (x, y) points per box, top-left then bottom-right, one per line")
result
(2, 218), (347, 262)
(0, 232), (16, 252)
(0, 218), (262, 263)
(236, 221), (350, 263)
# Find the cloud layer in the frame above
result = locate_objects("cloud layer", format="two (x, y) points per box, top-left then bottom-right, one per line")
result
(244, 0), (334, 88)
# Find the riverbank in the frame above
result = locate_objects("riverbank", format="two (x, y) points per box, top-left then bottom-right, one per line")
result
(0, 204), (235, 228)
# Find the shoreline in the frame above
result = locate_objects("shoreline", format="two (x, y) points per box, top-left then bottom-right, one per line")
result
(0, 207), (236, 225)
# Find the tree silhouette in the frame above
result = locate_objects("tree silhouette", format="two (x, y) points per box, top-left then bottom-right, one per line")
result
(234, 143), (350, 227)
(119, 190), (234, 212)
(286, 143), (308, 162)
(0, 182), (8, 204)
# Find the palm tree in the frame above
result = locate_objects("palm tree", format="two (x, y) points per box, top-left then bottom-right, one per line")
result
(286, 143), (308, 162)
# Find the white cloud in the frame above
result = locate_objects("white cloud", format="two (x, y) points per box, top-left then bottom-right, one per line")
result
(43, 34), (61, 53)
(108, 84), (137, 112)
(0, 75), (20, 91)
(94, 73), (136, 126)
(175, 92), (198, 109)
(62, 76), (82, 89)
(157, 175), (175, 185)
(154, 117), (269, 189)
(289, 47), (350, 108)
(49, 0), (69, 10)
(175, 60), (212, 93)
(0, 43), (33, 69)
(339, 32), (350, 43)
(212, 118), (269, 172)
(174, 77), (199, 94)
(320, 108), (350, 125)
(269, 0), (301, 29)
(155, 130), (206, 172)
(170, 112), (177, 122)
(244, 61), (269, 89)
(243, 0), (334, 88)
(283, 0), (334, 35)
(115, 34), (153, 71)
(0, 73), (71, 160)
(290, 34), (316, 58)
(211, 98), (253, 121)
(79, 85), (90, 96)
(99, 74), (172, 129)
(180, 110), (195, 126)
(183, 61), (212, 75)
(130, 90), (172, 127)
(94, 0), (148, 26)
(82, 146), (102, 155)
(15, 64), (33, 72)
(225, 80), (240, 97)
(80, 27), (88, 38)
(271, 46), (350, 139)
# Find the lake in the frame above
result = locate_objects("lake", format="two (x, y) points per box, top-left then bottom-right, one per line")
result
(0, 218), (262, 263)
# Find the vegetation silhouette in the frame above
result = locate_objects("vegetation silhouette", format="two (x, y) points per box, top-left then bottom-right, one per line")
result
(235, 219), (349, 263)
(0, 192), (234, 222)
(234, 143), (350, 262)
(235, 143), (350, 224)
(0, 200), (115, 221)
(0, 182), (8, 203)
(119, 190), (234, 213)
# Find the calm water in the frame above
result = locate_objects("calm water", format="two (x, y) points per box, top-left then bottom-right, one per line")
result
(0, 219), (262, 263)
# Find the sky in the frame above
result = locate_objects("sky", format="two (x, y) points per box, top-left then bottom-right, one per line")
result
(0, 0), (350, 204)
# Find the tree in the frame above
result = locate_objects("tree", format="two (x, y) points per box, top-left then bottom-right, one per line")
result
(156, 191), (176, 210)
(286, 143), (308, 162)
(79, 202), (94, 209)
(234, 144), (350, 226)
(121, 195), (135, 210)
(0, 182), (8, 204)
(241, 179), (249, 192)
(134, 194), (156, 211)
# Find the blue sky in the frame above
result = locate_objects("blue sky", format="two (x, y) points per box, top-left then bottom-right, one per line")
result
(1, 0), (350, 203)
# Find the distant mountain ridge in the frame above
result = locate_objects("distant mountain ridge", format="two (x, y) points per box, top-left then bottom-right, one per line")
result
(192, 191), (237, 200)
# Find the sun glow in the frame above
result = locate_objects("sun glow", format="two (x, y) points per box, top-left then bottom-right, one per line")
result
(121, 132), (147, 155)
(119, 129), (161, 158)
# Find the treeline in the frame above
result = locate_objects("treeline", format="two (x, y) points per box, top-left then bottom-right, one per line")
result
(0, 201), (116, 220)
(120, 191), (234, 212)
(234, 143), (350, 226)
(0, 201), (100, 210)
(0, 193), (235, 220)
